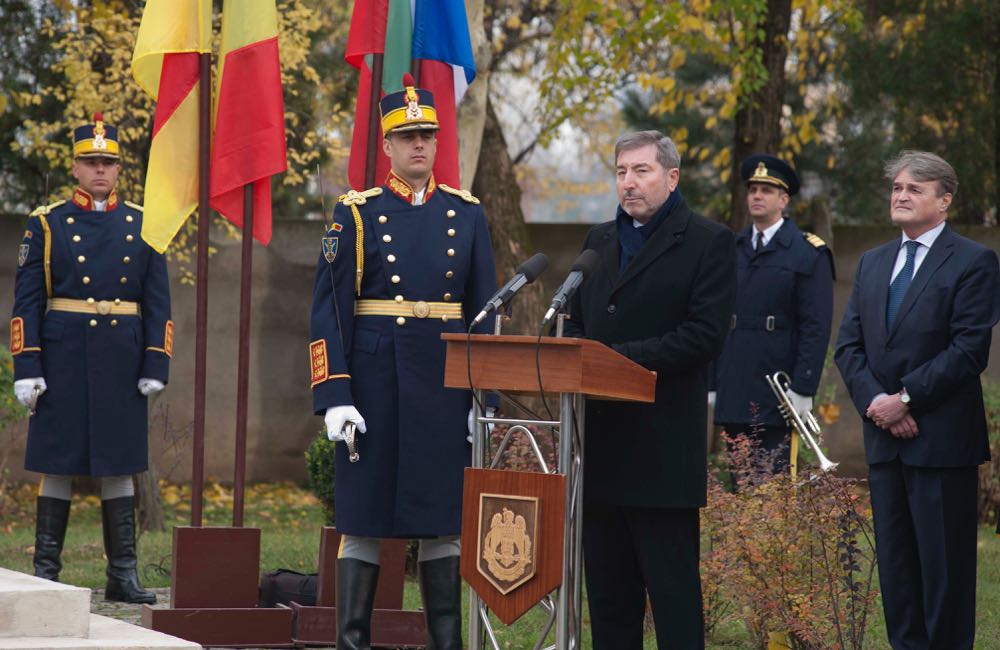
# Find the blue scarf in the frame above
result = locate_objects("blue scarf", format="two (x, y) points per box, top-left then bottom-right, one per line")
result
(616, 189), (682, 272)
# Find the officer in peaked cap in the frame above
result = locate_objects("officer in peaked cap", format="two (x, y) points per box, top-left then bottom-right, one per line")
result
(711, 154), (834, 473)
(309, 74), (497, 650)
(11, 112), (171, 603)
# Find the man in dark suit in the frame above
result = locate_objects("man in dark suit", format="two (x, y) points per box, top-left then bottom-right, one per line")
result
(563, 130), (736, 648)
(835, 150), (1000, 649)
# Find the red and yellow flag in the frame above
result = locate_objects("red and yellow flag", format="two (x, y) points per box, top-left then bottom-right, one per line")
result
(209, 0), (287, 246)
(131, 0), (212, 253)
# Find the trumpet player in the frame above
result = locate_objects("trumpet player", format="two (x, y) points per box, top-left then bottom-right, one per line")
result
(711, 154), (834, 472)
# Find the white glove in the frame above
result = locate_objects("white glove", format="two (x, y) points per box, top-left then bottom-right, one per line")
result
(467, 407), (496, 443)
(788, 389), (813, 419)
(138, 378), (165, 396)
(14, 378), (46, 406)
(325, 405), (367, 442)
(707, 391), (717, 408)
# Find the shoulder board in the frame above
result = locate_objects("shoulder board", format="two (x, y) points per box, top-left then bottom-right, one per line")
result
(29, 200), (66, 218)
(803, 232), (828, 249)
(339, 187), (383, 206)
(438, 184), (480, 204)
(124, 201), (143, 211)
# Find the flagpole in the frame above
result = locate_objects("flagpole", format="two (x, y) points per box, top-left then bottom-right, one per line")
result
(233, 183), (254, 527)
(192, 51), (212, 528)
(364, 54), (384, 188)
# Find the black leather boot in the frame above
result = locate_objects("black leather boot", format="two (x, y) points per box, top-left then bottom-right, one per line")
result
(418, 556), (463, 650)
(101, 496), (156, 604)
(336, 558), (380, 650)
(33, 496), (71, 581)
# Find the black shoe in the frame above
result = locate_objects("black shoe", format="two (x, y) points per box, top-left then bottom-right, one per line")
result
(336, 558), (380, 650)
(101, 496), (156, 604)
(418, 556), (463, 650)
(33, 496), (71, 581)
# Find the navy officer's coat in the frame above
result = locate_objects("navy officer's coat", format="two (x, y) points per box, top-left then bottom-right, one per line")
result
(712, 218), (833, 428)
(310, 172), (497, 538)
(12, 189), (172, 476)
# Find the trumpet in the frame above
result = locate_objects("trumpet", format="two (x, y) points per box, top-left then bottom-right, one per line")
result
(765, 371), (838, 473)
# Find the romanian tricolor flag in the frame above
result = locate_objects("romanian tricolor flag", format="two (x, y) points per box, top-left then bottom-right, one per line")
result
(346, 0), (476, 191)
(209, 0), (288, 246)
(131, 0), (212, 253)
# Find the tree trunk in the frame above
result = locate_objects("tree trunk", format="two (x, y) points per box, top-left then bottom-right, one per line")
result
(728, 0), (793, 232)
(471, 96), (546, 335)
(136, 394), (166, 533)
(457, 0), (489, 185)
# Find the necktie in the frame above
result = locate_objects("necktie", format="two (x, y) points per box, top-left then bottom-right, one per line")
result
(755, 231), (765, 252)
(886, 240), (919, 330)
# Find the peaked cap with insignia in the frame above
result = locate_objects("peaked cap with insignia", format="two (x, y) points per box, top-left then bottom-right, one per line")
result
(741, 153), (799, 195)
(73, 112), (120, 159)
(380, 73), (440, 135)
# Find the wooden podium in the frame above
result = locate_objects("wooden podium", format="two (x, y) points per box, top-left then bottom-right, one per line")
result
(442, 334), (655, 649)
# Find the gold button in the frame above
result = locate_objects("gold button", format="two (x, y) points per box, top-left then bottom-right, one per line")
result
(77, 255), (86, 263)
(443, 293), (452, 301)
(447, 209), (456, 218)
(126, 234), (134, 242)
(123, 256), (131, 264)
(441, 315), (450, 322)
(86, 297), (95, 304)
(378, 215), (388, 224)
(114, 298), (121, 305)
(447, 248), (455, 256)
(383, 234), (392, 243)
(447, 229), (456, 237)
(445, 271), (454, 279)
(387, 254), (396, 263)
(72, 235), (81, 242)
(391, 275), (401, 284)
(110, 319), (118, 327)
(395, 295), (404, 303)
(67, 217), (75, 224)
(126, 215), (134, 223)
(120, 276), (128, 284)
(396, 316), (406, 326)
(82, 276), (91, 284)
(89, 319), (97, 327)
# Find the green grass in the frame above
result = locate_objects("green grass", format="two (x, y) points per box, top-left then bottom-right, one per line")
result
(2, 482), (999, 649)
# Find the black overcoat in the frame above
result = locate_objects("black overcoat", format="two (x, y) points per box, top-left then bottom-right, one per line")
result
(564, 198), (736, 508)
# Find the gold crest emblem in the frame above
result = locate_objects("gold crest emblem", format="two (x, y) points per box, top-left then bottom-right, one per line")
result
(477, 494), (538, 595)
(753, 161), (769, 180)
(404, 86), (424, 121)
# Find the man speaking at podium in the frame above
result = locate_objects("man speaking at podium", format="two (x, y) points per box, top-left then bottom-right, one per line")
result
(563, 130), (736, 648)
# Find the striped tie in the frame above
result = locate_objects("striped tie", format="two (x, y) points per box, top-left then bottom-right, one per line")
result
(886, 240), (919, 330)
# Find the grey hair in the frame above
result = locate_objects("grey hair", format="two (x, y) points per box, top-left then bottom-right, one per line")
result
(615, 130), (681, 170)
(884, 150), (958, 197)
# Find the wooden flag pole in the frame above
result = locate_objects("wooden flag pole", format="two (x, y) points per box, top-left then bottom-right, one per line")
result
(232, 184), (254, 527)
(191, 51), (212, 527)
(364, 54), (385, 188)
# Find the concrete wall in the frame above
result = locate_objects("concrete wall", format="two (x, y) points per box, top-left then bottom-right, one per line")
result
(2, 217), (999, 482)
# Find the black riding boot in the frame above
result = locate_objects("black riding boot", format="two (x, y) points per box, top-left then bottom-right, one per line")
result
(33, 496), (70, 581)
(418, 556), (463, 650)
(336, 558), (380, 650)
(101, 496), (156, 604)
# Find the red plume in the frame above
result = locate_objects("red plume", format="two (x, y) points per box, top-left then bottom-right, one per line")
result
(93, 112), (103, 122)
(402, 73), (415, 88)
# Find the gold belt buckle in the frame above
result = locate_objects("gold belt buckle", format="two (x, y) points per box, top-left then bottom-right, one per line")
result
(412, 300), (430, 318)
(97, 300), (113, 316)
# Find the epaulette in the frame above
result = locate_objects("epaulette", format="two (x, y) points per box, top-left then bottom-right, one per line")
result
(339, 187), (383, 206)
(124, 201), (144, 211)
(803, 232), (827, 249)
(438, 184), (480, 204)
(29, 200), (66, 218)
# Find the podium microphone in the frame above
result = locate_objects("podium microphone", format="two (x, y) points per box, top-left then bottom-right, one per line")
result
(471, 253), (549, 326)
(541, 249), (600, 327)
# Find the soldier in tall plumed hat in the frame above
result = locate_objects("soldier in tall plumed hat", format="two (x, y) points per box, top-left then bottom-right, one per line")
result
(309, 74), (497, 649)
(10, 113), (172, 604)
(711, 153), (834, 472)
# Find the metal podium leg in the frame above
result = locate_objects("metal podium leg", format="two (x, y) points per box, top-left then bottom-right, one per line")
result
(469, 391), (485, 648)
(555, 391), (584, 649)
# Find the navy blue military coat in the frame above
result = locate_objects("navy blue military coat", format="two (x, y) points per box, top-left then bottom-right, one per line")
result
(712, 218), (833, 428)
(310, 173), (497, 538)
(12, 190), (172, 476)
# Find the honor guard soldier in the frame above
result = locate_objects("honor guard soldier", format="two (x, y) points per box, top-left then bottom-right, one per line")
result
(309, 74), (497, 650)
(711, 154), (834, 472)
(10, 113), (171, 603)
